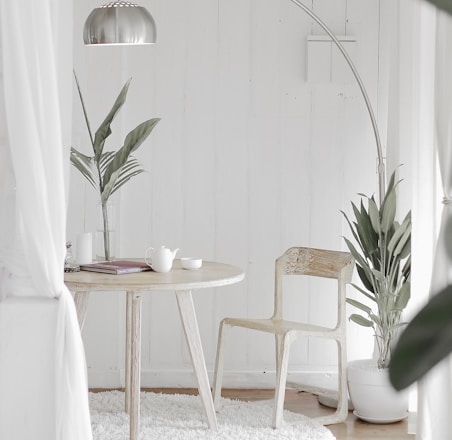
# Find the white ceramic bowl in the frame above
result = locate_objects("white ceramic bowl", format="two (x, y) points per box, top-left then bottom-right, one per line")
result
(180, 257), (203, 270)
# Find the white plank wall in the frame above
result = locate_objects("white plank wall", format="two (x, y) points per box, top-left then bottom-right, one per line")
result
(69, 0), (383, 388)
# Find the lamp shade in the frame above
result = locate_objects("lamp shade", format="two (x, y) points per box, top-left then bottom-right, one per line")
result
(83, 1), (156, 45)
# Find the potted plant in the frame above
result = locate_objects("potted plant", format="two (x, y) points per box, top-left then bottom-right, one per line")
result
(70, 73), (160, 260)
(342, 169), (411, 422)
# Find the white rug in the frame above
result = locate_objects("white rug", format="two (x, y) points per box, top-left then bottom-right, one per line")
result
(89, 391), (336, 440)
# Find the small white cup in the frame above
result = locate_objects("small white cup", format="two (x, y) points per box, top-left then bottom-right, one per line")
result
(180, 257), (203, 270)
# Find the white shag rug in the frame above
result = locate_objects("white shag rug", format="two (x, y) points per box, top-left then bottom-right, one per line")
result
(89, 391), (336, 440)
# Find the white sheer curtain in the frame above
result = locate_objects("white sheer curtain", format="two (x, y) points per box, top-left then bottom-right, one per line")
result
(382, 0), (439, 326)
(417, 10), (452, 440)
(385, 1), (452, 438)
(0, 1), (92, 439)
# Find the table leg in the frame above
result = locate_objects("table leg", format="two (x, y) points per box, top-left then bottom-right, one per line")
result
(128, 291), (142, 440)
(125, 291), (133, 413)
(73, 290), (90, 331)
(175, 290), (218, 430)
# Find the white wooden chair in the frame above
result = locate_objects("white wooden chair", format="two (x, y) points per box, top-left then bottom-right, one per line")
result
(212, 246), (354, 427)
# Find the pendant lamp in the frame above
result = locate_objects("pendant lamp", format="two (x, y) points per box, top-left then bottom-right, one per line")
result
(83, 1), (157, 45)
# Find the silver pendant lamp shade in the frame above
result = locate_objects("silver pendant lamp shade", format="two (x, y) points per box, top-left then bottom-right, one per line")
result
(83, 1), (157, 45)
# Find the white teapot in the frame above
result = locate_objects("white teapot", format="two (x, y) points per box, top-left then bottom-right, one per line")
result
(145, 245), (179, 273)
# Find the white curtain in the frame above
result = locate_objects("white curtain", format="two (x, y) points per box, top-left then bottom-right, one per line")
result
(382, 0), (439, 323)
(417, 10), (452, 440)
(0, 1), (92, 439)
(384, 1), (452, 438)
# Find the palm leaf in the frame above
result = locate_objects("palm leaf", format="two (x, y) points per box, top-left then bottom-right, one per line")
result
(402, 254), (411, 279)
(387, 214), (410, 254)
(93, 79), (132, 160)
(341, 211), (365, 254)
(380, 170), (397, 211)
(394, 282), (411, 311)
(381, 189), (396, 234)
(110, 158), (145, 196)
(355, 200), (379, 259)
(356, 263), (375, 294)
(393, 226), (411, 257)
(346, 298), (372, 314)
(343, 237), (370, 271)
(349, 314), (374, 327)
(350, 282), (377, 302)
(368, 196), (381, 234)
(102, 118), (160, 200)
(99, 151), (116, 170)
(70, 147), (96, 188)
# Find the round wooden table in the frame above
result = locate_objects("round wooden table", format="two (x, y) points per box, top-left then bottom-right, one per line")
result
(65, 259), (244, 440)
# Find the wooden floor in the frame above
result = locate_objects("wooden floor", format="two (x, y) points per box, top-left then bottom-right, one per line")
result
(138, 388), (416, 440)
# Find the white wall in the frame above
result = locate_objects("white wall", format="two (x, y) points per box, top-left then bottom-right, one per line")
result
(68, 0), (387, 389)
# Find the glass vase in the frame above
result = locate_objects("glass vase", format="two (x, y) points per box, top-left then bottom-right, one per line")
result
(96, 200), (116, 261)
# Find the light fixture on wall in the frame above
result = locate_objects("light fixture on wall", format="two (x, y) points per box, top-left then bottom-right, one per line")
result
(83, 1), (157, 46)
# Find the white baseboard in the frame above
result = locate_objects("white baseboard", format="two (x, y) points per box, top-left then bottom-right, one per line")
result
(87, 368), (338, 391)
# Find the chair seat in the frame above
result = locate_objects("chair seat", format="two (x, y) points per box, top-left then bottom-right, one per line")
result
(223, 317), (343, 338)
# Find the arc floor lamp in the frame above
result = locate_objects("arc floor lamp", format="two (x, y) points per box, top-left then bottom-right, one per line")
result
(83, 0), (386, 202)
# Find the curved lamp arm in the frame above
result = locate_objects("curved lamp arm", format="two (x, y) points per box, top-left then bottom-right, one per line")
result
(289, 0), (386, 203)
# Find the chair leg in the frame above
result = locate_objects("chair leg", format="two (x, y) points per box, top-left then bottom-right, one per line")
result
(314, 338), (349, 426)
(335, 339), (348, 423)
(212, 319), (228, 411)
(273, 332), (292, 429)
(275, 334), (282, 370)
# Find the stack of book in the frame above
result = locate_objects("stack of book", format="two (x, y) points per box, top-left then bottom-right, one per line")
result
(80, 260), (152, 275)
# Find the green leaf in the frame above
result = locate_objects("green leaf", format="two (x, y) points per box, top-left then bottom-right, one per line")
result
(394, 282), (411, 311)
(341, 211), (364, 253)
(346, 298), (372, 315)
(343, 237), (369, 271)
(370, 313), (381, 327)
(402, 254), (411, 279)
(387, 213), (410, 254)
(381, 170), (397, 208)
(356, 264), (375, 294)
(370, 268), (385, 283)
(350, 282), (377, 302)
(102, 118), (160, 201)
(393, 226), (411, 258)
(424, 0), (452, 15)
(70, 147), (96, 188)
(110, 158), (145, 196)
(356, 200), (379, 258)
(93, 78), (132, 160)
(389, 284), (452, 390)
(346, 298), (372, 314)
(349, 314), (374, 327)
(368, 197), (381, 234)
(381, 189), (396, 234)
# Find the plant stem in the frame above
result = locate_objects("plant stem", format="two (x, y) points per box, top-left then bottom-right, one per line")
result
(101, 201), (110, 260)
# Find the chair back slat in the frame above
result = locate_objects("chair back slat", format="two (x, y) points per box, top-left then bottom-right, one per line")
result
(276, 247), (354, 281)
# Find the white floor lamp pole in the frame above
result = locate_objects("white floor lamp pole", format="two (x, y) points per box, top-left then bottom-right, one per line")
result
(289, 0), (386, 203)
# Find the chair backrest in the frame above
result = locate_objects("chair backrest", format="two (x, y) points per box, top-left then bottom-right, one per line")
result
(273, 247), (354, 322)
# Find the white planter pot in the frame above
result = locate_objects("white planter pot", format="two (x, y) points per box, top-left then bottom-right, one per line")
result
(347, 359), (408, 424)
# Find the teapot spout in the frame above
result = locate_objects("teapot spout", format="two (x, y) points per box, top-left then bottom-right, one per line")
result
(171, 248), (179, 260)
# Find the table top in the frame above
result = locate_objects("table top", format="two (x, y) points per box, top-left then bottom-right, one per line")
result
(64, 259), (245, 292)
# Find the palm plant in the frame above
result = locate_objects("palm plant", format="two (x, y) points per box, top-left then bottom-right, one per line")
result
(71, 73), (160, 260)
(342, 170), (411, 369)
